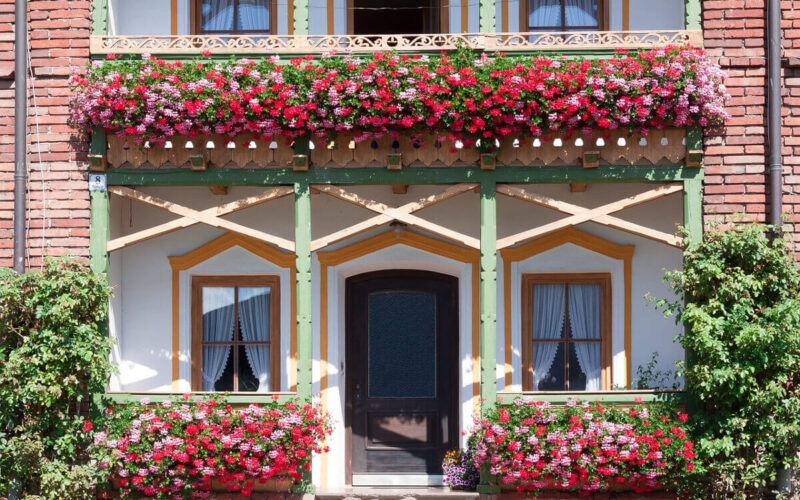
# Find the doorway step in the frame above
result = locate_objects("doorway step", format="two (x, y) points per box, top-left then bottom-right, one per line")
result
(315, 488), (479, 500)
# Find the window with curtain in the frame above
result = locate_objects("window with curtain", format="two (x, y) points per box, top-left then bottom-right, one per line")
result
(522, 274), (611, 391)
(191, 276), (280, 392)
(197, 0), (273, 33)
(524, 0), (603, 31)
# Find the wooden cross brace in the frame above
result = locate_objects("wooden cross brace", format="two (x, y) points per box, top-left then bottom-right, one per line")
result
(496, 184), (684, 249)
(106, 186), (295, 252)
(311, 183), (480, 251)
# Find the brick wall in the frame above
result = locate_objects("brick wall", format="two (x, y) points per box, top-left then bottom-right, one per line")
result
(0, 0), (91, 269)
(703, 1), (800, 241)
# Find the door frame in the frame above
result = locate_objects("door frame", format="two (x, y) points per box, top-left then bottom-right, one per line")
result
(344, 269), (460, 485)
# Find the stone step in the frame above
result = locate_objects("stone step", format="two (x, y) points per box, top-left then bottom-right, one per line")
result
(315, 488), (479, 500)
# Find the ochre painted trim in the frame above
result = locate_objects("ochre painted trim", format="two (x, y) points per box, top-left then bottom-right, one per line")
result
(501, 0), (508, 32)
(460, 0), (469, 32)
(171, 0), (179, 35)
(499, 227), (634, 389)
(622, 0), (629, 31)
(288, 0), (294, 34)
(168, 232), (296, 390)
(327, 0), (334, 34)
(318, 230), (480, 487)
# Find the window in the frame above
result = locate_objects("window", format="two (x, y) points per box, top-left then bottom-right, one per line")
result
(522, 0), (604, 32)
(194, 0), (275, 34)
(191, 276), (280, 392)
(522, 274), (611, 391)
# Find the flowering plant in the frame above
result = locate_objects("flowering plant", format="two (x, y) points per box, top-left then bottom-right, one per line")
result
(92, 395), (331, 498)
(442, 438), (480, 490)
(472, 399), (695, 494)
(71, 46), (728, 150)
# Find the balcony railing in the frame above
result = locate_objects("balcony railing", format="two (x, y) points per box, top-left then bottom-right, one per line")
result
(89, 30), (703, 56)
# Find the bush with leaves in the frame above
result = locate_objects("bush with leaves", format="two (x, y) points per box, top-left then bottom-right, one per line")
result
(0, 259), (114, 499)
(653, 223), (800, 498)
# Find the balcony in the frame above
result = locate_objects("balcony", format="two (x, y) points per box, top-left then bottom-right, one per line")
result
(89, 29), (702, 56)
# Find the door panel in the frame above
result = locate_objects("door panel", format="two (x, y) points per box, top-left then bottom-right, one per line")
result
(346, 271), (458, 479)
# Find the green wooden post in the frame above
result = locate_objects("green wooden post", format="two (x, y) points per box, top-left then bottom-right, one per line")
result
(89, 129), (109, 275)
(91, 0), (108, 35)
(479, 0), (495, 33)
(293, 180), (314, 493)
(293, 0), (309, 36)
(684, 0), (701, 30)
(683, 174), (703, 246)
(477, 179), (500, 494)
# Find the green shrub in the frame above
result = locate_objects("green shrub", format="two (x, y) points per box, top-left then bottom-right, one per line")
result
(653, 223), (800, 498)
(0, 259), (114, 499)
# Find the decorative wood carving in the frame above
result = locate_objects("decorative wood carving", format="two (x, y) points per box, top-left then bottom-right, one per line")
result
(105, 129), (689, 170)
(90, 30), (703, 55)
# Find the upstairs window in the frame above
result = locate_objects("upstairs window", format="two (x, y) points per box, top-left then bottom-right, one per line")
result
(191, 276), (280, 392)
(522, 274), (611, 391)
(350, 0), (444, 35)
(524, 0), (604, 32)
(195, 0), (275, 34)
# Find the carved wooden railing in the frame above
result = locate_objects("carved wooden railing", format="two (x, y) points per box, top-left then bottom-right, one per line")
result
(105, 129), (689, 170)
(89, 30), (702, 55)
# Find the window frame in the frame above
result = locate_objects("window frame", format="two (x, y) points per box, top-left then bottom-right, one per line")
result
(191, 275), (281, 392)
(520, 0), (608, 32)
(191, 0), (278, 35)
(521, 273), (612, 392)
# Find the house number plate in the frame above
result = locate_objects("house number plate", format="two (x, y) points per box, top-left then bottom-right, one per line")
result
(89, 174), (107, 192)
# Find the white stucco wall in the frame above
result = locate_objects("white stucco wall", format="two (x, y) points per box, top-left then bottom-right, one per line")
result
(108, 182), (684, 487)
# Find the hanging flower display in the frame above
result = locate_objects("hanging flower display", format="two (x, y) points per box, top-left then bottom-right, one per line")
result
(92, 395), (331, 498)
(70, 46), (728, 150)
(470, 398), (695, 494)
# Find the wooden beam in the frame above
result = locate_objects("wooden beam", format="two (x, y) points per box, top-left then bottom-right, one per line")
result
(310, 183), (478, 251)
(497, 184), (683, 247)
(107, 187), (293, 252)
(392, 184), (408, 194)
(313, 184), (480, 249)
(209, 186), (228, 195)
(496, 184), (683, 249)
(108, 186), (295, 251)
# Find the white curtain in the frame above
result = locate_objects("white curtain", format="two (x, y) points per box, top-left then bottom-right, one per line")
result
(237, 0), (270, 31)
(568, 284), (602, 391)
(564, 0), (597, 27)
(532, 284), (566, 390)
(202, 0), (235, 31)
(201, 287), (236, 391)
(238, 287), (271, 392)
(529, 0), (561, 28)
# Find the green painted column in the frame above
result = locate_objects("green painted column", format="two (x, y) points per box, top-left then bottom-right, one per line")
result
(479, 0), (495, 33)
(295, 180), (313, 399)
(90, 190), (110, 275)
(477, 179), (500, 494)
(683, 173), (703, 245)
(684, 0), (701, 30)
(91, 0), (109, 35)
(89, 129), (109, 275)
(293, 0), (309, 35)
(293, 180), (314, 493)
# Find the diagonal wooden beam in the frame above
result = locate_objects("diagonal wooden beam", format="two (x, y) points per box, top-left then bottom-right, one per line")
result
(107, 187), (294, 252)
(497, 184), (683, 248)
(313, 184), (480, 249)
(108, 186), (295, 251)
(310, 183), (478, 251)
(496, 184), (683, 250)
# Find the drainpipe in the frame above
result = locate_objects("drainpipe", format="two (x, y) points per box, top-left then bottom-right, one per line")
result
(13, 0), (27, 273)
(767, 0), (783, 229)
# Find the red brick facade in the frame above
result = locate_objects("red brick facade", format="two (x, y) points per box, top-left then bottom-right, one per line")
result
(703, 1), (799, 239)
(0, 2), (796, 267)
(0, 0), (91, 268)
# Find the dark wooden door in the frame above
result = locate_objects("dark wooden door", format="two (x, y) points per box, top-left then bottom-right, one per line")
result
(346, 270), (458, 479)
